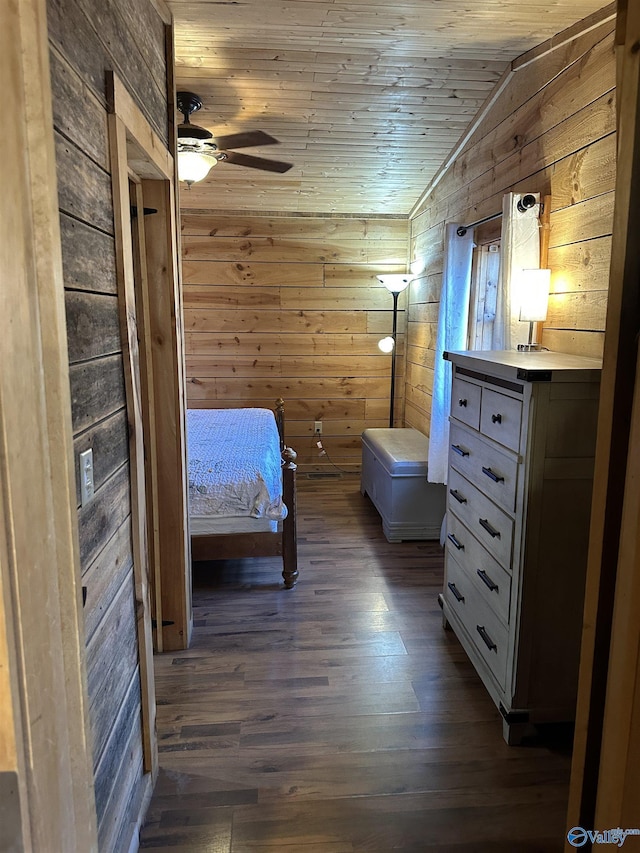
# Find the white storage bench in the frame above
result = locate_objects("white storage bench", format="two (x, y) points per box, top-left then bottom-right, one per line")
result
(360, 428), (446, 542)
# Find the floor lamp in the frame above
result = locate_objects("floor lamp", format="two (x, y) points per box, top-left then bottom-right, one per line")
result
(377, 274), (413, 428)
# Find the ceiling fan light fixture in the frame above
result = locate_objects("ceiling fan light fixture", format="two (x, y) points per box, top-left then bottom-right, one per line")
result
(177, 150), (217, 187)
(175, 90), (293, 180)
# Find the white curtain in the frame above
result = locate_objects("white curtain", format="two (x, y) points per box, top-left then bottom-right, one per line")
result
(493, 192), (541, 350)
(427, 223), (475, 484)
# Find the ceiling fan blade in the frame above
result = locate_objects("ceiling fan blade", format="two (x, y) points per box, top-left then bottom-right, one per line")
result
(214, 130), (280, 150)
(221, 151), (293, 173)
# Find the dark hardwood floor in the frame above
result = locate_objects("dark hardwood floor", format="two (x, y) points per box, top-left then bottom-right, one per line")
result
(139, 475), (572, 852)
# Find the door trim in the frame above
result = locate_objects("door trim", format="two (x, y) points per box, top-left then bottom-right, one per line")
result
(0, 0), (98, 847)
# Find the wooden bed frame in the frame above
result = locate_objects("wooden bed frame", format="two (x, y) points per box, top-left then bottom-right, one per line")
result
(190, 399), (299, 588)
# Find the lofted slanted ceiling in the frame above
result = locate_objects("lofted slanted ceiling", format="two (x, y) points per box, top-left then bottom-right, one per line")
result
(168, 0), (612, 215)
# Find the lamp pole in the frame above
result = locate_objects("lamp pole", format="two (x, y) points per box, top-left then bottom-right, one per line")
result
(389, 290), (399, 427)
(377, 274), (413, 430)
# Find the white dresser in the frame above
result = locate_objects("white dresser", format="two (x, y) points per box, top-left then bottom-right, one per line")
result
(440, 350), (601, 743)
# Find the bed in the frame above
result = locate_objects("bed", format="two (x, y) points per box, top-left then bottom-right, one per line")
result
(187, 399), (299, 588)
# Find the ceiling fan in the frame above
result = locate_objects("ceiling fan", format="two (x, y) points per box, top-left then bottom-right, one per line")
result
(176, 91), (293, 187)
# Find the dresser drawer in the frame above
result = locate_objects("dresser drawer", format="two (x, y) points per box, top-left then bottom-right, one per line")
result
(451, 376), (481, 430)
(447, 467), (514, 568)
(480, 388), (523, 452)
(445, 512), (512, 625)
(444, 552), (509, 690)
(449, 422), (519, 513)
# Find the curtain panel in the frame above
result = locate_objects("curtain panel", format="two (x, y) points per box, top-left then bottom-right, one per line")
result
(427, 223), (475, 484)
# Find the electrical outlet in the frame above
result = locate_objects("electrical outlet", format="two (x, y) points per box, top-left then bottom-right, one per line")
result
(79, 448), (94, 505)
(314, 421), (322, 434)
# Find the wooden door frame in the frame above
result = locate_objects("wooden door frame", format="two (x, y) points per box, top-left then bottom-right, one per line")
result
(107, 72), (193, 651)
(0, 0), (98, 847)
(566, 0), (640, 843)
(106, 70), (191, 665)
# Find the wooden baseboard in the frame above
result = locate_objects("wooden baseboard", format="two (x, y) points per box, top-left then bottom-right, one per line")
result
(0, 772), (23, 851)
(118, 773), (154, 853)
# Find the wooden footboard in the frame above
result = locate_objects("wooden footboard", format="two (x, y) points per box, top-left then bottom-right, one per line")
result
(281, 446), (298, 588)
(190, 400), (299, 588)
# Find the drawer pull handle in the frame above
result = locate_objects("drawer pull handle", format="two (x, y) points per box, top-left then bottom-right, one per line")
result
(479, 517), (501, 539)
(491, 413), (502, 424)
(449, 488), (467, 504)
(477, 569), (499, 593)
(482, 466), (504, 483)
(458, 398), (468, 407)
(477, 624), (497, 652)
(448, 582), (465, 603)
(447, 533), (464, 550)
(451, 444), (469, 458)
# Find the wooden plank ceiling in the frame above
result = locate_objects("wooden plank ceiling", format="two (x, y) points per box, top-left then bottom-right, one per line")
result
(168, 0), (609, 214)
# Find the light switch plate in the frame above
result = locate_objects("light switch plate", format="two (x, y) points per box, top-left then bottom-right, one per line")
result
(79, 448), (94, 505)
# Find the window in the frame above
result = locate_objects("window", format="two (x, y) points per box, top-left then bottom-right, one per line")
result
(467, 240), (501, 350)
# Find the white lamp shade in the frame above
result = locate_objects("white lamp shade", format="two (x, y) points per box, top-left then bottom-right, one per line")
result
(519, 268), (551, 322)
(378, 336), (395, 353)
(377, 273), (413, 293)
(178, 150), (217, 185)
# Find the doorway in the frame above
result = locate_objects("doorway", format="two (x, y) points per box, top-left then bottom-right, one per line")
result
(106, 71), (192, 785)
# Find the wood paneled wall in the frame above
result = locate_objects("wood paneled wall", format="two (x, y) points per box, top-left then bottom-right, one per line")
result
(181, 212), (408, 470)
(407, 17), (616, 435)
(47, 0), (170, 848)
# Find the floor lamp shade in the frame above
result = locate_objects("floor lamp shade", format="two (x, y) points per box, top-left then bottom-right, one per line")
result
(377, 274), (412, 294)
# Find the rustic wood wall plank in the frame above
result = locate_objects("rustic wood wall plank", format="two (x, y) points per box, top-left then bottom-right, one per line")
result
(187, 376), (393, 401)
(548, 237), (613, 293)
(185, 308), (373, 334)
(47, 0), (171, 839)
(54, 133), (114, 234)
(182, 261), (323, 287)
(93, 669), (143, 847)
(185, 332), (390, 356)
(65, 291), (121, 363)
(413, 89), (616, 244)
(187, 397), (368, 419)
(182, 236), (406, 264)
(183, 214), (408, 468)
(49, 49), (109, 170)
(1, 0), (99, 845)
(181, 215), (407, 240)
(541, 329), (606, 358)
(68, 354), (126, 435)
(466, 20), (615, 151)
(59, 215), (118, 294)
(82, 519), (134, 644)
(546, 291), (608, 331)
(421, 33), (616, 218)
(184, 286), (402, 312)
(86, 575), (139, 771)
(76, 464), (132, 571)
(408, 21), (615, 434)
(549, 191), (615, 247)
(185, 355), (392, 378)
(72, 409), (129, 504)
(48, 0), (168, 144)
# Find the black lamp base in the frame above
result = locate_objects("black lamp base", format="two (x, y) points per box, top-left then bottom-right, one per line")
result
(517, 343), (545, 352)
